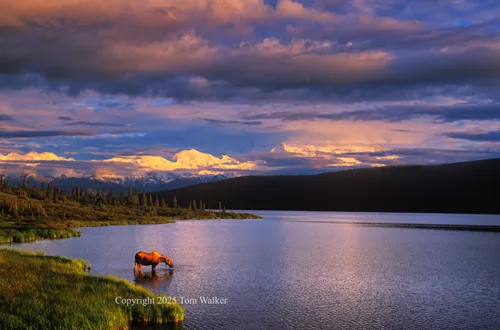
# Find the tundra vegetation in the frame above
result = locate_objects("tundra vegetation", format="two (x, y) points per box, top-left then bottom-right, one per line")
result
(0, 249), (184, 329)
(0, 175), (260, 243)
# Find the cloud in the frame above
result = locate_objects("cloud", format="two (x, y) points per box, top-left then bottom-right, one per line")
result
(1, 0), (499, 174)
(1, 32), (498, 102)
(241, 103), (500, 123)
(4, 0), (497, 103)
(0, 130), (96, 138)
(65, 121), (127, 127)
(0, 32), (395, 100)
(444, 130), (500, 142)
(378, 147), (500, 165)
(0, 151), (73, 162)
(0, 0), (274, 31)
(392, 129), (416, 133)
(202, 118), (262, 126)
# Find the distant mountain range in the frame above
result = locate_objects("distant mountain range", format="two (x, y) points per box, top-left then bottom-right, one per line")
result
(2, 172), (227, 193)
(0, 148), (252, 192)
(0, 144), (393, 193)
(155, 158), (500, 214)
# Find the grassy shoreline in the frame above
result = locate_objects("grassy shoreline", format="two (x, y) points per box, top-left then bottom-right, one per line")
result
(0, 227), (82, 244)
(0, 184), (261, 244)
(0, 209), (260, 244)
(0, 249), (184, 329)
(0, 189), (261, 244)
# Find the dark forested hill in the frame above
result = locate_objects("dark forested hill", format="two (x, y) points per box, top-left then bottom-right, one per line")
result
(155, 158), (500, 214)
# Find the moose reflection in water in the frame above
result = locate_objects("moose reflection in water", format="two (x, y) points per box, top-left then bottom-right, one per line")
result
(134, 251), (174, 271)
(134, 269), (175, 290)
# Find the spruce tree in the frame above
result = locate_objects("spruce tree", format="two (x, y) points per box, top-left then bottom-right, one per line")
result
(46, 183), (52, 199)
(133, 189), (139, 206)
(107, 188), (113, 205)
(84, 189), (90, 202)
(12, 200), (18, 217)
(140, 193), (147, 207)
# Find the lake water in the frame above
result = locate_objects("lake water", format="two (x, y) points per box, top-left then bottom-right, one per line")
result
(10, 211), (500, 329)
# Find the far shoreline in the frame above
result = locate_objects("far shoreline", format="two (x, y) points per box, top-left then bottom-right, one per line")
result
(235, 209), (500, 216)
(279, 219), (500, 232)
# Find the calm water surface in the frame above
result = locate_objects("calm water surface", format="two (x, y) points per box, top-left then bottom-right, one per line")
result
(12, 212), (500, 329)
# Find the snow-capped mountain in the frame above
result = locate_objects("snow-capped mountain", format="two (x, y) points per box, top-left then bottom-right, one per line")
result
(103, 149), (256, 172)
(0, 148), (247, 192)
(91, 172), (178, 186)
(3, 173), (54, 185)
(90, 171), (228, 191)
(1, 172), (228, 193)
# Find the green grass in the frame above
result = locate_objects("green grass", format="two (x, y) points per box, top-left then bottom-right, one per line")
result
(0, 249), (184, 329)
(0, 228), (82, 244)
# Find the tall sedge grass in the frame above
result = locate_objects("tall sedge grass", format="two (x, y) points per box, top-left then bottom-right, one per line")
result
(0, 249), (184, 329)
(0, 228), (81, 244)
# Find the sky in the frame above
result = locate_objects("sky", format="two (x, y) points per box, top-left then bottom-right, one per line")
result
(1, 0), (500, 177)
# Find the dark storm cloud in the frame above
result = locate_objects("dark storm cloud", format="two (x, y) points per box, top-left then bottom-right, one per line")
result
(1, 45), (499, 103)
(0, 114), (13, 121)
(0, 1), (499, 102)
(242, 104), (500, 123)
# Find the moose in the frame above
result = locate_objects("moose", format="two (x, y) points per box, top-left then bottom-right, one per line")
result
(134, 251), (174, 271)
